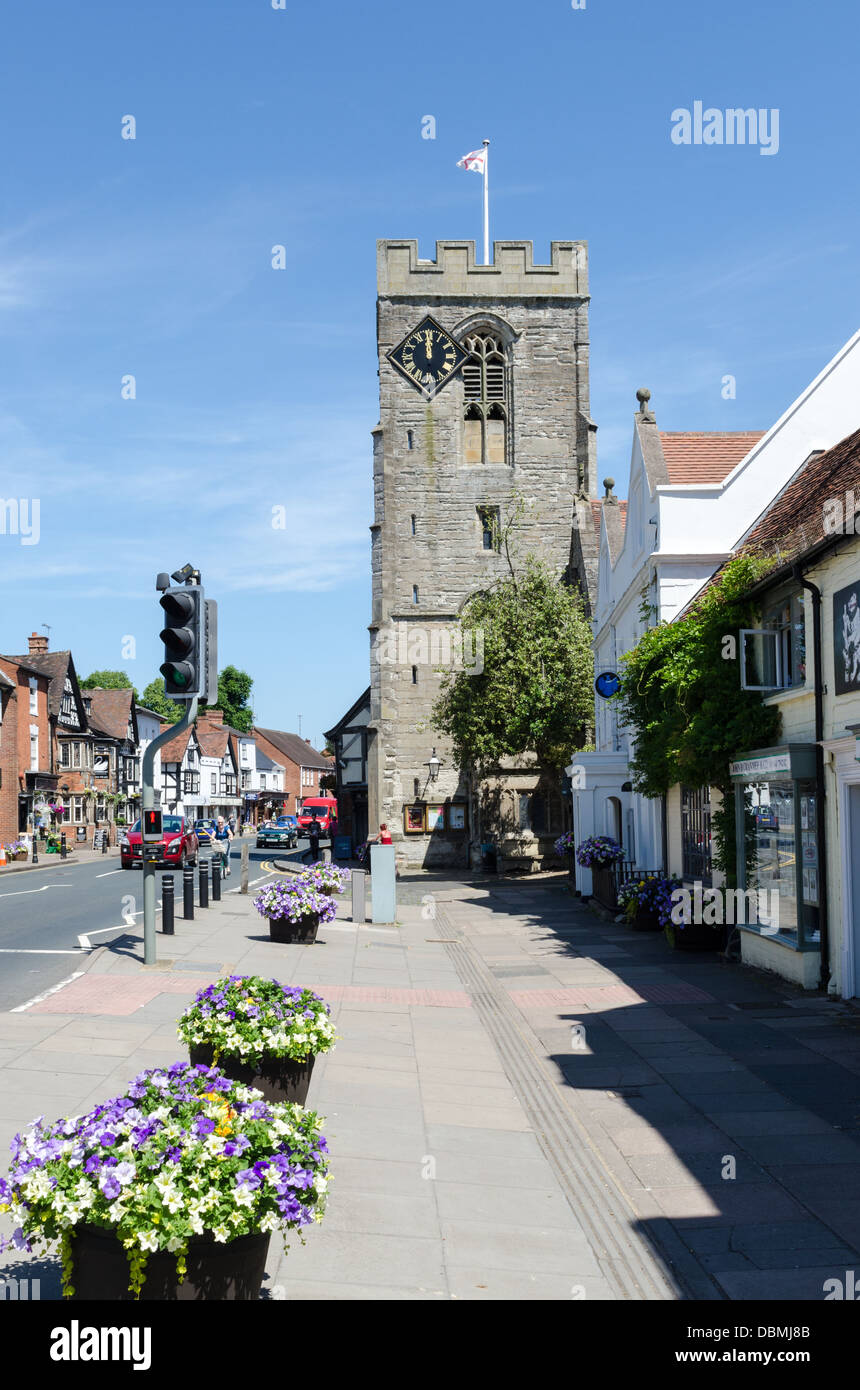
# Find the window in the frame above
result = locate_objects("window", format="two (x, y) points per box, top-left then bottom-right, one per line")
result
(410, 514), (416, 535)
(407, 430), (414, 450)
(413, 585), (419, 604)
(477, 506), (500, 551)
(183, 772), (200, 794)
(241, 770), (251, 790)
(411, 666), (418, 684)
(260, 773), (266, 791)
(72, 796), (84, 825)
(60, 741), (70, 769)
(29, 726), (38, 771)
(741, 592), (806, 691)
(211, 773), (218, 794)
(96, 799), (107, 822)
(29, 678), (38, 714)
(462, 332), (508, 465)
(221, 775), (237, 796)
(681, 785), (712, 886)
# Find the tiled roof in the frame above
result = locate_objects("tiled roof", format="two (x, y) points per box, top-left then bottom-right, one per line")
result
(158, 724), (192, 762)
(197, 724), (229, 759)
(659, 432), (765, 485)
(590, 499), (628, 538)
(0, 650), (75, 718)
(85, 687), (133, 741)
(253, 727), (331, 769)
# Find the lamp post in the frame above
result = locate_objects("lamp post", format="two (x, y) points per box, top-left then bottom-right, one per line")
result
(424, 748), (443, 783)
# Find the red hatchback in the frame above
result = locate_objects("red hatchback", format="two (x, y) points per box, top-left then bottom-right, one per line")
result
(120, 815), (199, 870)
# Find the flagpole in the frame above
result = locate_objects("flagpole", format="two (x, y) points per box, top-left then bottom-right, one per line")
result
(482, 139), (490, 265)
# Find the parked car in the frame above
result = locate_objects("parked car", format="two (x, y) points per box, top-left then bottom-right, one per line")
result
(194, 818), (216, 847)
(296, 798), (338, 835)
(120, 815), (199, 870)
(256, 817), (298, 850)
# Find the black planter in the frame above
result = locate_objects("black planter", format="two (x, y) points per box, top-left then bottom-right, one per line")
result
(591, 865), (618, 911)
(70, 1225), (270, 1301)
(633, 906), (662, 932)
(189, 1044), (315, 1105)
(664, 919), (725, 952)
(268, 912), (320, 944)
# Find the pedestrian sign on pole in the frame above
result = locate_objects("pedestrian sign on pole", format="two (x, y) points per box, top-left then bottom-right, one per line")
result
(142, 810), (163, 843)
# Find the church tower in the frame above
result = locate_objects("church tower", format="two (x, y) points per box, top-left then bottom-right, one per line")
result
(368, 238), (598, 868)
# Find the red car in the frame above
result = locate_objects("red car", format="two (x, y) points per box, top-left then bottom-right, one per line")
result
(120, 815), (199, 870)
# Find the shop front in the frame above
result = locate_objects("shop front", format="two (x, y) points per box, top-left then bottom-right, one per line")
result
(729, 744), (820, 988)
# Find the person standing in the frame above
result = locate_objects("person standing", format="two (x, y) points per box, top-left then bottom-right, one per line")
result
(304, 812), (322, 865)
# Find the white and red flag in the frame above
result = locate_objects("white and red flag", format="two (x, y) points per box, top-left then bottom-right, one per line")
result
(457, 147), (487, 174)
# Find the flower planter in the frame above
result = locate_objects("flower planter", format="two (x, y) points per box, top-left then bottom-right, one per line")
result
(189, 1044), (315, 1105)
(664, 919), (725, 952)
(268, 912), (320, 944)
(632, 906), (662, 932)
(69, 1225), (270, 1302)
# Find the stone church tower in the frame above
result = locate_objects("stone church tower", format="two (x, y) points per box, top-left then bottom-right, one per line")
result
(368, 238), (598, 868)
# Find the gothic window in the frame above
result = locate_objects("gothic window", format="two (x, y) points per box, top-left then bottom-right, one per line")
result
(462, 332), (508, 465)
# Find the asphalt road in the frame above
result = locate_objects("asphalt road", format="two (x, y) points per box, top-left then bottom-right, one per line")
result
(0, 836), (319, 1011)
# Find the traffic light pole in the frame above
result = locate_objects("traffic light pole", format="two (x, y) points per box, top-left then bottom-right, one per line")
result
(141, 696), (198, 966)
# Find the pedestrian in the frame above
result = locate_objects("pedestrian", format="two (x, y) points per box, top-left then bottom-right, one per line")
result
(212, 815), (234, 878)
(304, 812), (321, 865)
(366, 823), (399, 876)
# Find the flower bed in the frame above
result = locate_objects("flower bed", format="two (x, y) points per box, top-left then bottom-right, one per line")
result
(0, 1062), (329, 1299)
(299, 862), (351, 896)
(177, 977), (335, 1068)
(575, 836), (624, 869)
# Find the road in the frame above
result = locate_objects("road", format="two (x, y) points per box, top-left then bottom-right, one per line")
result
(0, 835), (320, 1011)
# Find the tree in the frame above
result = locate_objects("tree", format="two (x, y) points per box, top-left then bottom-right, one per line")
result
(81, 670), (139, 700)
(213, 666), (254, 732)
(140, 680), (183, 724)
(432, 557), (594, 774)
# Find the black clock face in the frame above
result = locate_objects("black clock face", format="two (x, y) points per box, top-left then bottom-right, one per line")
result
(387, 316), (470, 398)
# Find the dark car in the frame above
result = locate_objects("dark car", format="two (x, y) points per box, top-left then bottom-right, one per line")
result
(256, 816), (298, 850)
(194, 818), (216, 847)
(120, 815), (199, 869)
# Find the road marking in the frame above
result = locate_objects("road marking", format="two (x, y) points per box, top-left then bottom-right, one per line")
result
(0, 884), (66, 899)
(11, 969), (87, 1013)
(95, 869), (123, 878)
(78, 912), (148, 950)
(0, 948), (87, 955)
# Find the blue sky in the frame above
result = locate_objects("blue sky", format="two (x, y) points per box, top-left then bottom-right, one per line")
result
(1, 0), (858, 746)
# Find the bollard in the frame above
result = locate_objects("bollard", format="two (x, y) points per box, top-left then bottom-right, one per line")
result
(31, 835), (38, 865)
(162, 875), (175, 936)
(351, 868), (366, 926)
(102, 832), (108, 855)
(60, 832), (67, 859)
(183, 866), (195, 920)
(212, 857), (221, 902)
(199, 858), (209, 909)
(240, 841), (249, 894)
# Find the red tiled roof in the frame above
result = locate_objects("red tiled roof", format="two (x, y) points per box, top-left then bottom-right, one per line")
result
(659, 432), (765, 485)
(158, 724), (191, 762)
(590, 499), (628, 537)
(85, 687), (133, 740)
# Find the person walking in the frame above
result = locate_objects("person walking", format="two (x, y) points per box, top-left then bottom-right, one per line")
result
(212, 815), (234, 878)
(304, 811), (321, 865)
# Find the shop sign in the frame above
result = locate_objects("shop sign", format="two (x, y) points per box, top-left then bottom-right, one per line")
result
(729, 752), (791, 779)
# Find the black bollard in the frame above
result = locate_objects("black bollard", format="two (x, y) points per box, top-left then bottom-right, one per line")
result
(211, 857), (221, 902)
(60, 832), (67, 859)
(162, 875), (175, 936)
(199, 858), (209, 909)
(102, 832), (109, 854)
(183, 866), (195, 920)
(32, 834), (38, 865)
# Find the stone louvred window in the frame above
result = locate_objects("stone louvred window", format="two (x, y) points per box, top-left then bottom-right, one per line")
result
(462, 332), (508, 465)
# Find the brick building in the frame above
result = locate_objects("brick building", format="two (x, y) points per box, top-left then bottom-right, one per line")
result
(0, 640), (62, 840)
(252, 728), (332, 816)
(368, 239), (600, 868)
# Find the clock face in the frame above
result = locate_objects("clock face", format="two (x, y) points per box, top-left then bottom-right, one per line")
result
(387, 315), (470, 398)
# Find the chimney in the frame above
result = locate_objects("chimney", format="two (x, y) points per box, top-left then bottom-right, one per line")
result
(201, 709), (224, 724)
(28, 632), (48, 655)
(305, 738), (311, 744)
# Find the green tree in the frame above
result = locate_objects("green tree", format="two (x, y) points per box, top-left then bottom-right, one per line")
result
(140, 679), (183, 724)
(432, 557), (594, 773)
(213, 665), (254, 732)
(81, 670), (139, 700)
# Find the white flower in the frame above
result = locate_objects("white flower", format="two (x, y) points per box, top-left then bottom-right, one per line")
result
(234, 1186), (255, 1208)
(212, 1224), (230, 1243)
(153, 1172), (174, 1195)
(166, 1236), (184, 1253)
(24, 1171), (53, 1200)
(313, 1175), (328, 1194)
(189, 1213), (205, 1235)
(260, 1212), (280, 1233)
(138, 1230), (159, 1252)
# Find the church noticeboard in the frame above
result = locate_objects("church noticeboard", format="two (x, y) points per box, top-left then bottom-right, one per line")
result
(834, 580), (860, 695)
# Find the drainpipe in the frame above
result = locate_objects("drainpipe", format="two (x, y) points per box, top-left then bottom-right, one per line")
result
(793, 565), (830, 991)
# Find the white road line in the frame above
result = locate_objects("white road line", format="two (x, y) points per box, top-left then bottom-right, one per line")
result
(0, 884), (66, 899)
(0, 948), (86, 955)
(77, 912), (148, 950)
(11, 969), (86, 1013)
(95, 870), (123, 878)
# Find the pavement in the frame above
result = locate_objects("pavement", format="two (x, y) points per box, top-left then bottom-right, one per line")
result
(1, 867), (859, 1301)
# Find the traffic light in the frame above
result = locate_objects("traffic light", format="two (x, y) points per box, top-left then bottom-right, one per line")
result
(159, 585), (203, 697)
(142, 809), (163, 842)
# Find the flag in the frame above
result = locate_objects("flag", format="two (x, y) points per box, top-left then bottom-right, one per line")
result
(457, 148), (486, 173)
